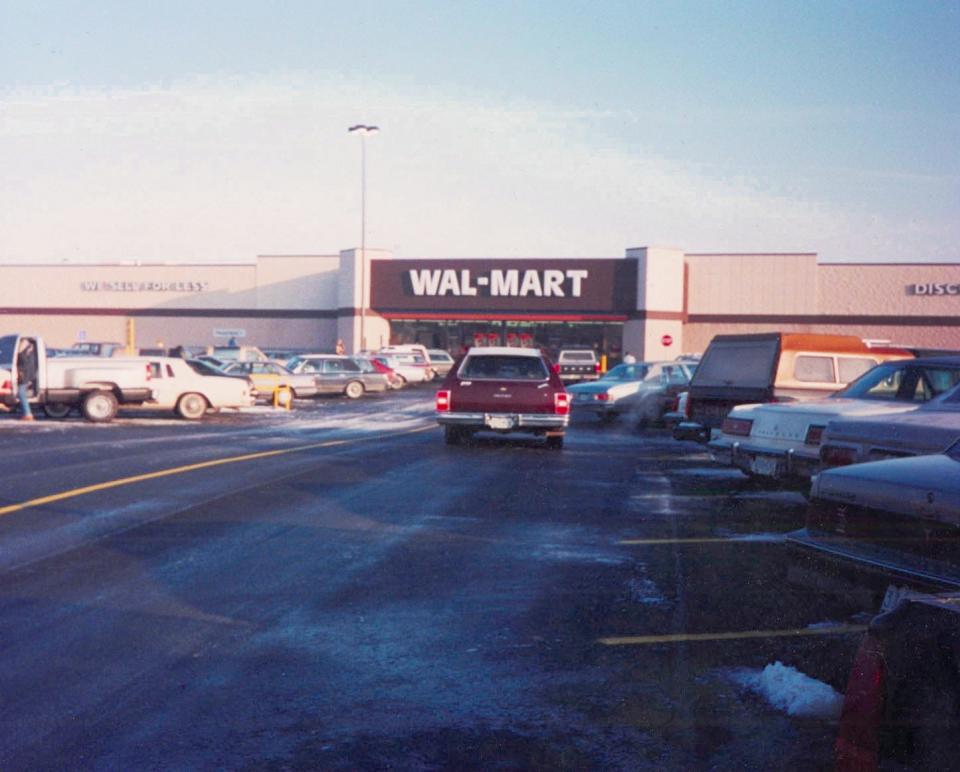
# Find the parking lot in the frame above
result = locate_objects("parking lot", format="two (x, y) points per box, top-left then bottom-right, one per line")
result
(0, 389), (887, 769)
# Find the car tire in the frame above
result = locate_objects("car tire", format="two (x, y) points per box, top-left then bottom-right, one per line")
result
(81, 390), (118, 423)
(444, 426), (469, 445)
(545, 435), (564, 450)
(344, 380), (365, 399)
(176, 392), (208, 420)
(43, 403), (72, 419)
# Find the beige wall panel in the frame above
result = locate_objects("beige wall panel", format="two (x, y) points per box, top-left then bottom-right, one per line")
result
(627, 247), (684, 311)
(0, 264), (258, 310)
(0, 314), (127, 347)
(134, 317), (337, 349)
(686, 254), (817, 315)
(684, 322), (960, 352)
(818, 264), (960, 316)
(255, 255), (341, 310)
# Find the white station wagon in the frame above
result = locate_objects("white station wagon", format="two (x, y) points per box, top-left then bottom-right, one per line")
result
(708, 357), (960, 481)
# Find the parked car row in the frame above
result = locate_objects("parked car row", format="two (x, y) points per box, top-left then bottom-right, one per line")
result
(663, 330), (960, 594)
(657, 332), (960, 768)
(3, 334), (463, 422)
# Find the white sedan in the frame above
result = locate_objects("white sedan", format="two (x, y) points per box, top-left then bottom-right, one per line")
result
(125, 357), (256, 419)
(709, 358), (960, 480)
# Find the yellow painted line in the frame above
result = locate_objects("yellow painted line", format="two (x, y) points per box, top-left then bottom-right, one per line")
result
(618, 537), (781, 545)
(0, 424), (433, 517)
(598, 624), (867, 646)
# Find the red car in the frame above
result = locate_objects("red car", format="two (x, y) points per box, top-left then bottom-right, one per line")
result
(836, 588), (960, 770)
(435, 347), (569, 448)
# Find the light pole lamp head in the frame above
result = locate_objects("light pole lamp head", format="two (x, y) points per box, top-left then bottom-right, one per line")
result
(348, 124), (379, 135)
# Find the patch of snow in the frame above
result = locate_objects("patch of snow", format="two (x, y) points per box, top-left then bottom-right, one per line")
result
(730, 532), (788, 543)
(734, 490), (808, 504)
(626, 577), (668, 606)
(806, 620), (843, 630)
(733, 661), (843, 719)
(534, 545), (627, 565)
(672, 467), (746, 479)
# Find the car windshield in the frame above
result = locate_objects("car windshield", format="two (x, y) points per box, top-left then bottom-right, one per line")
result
(601, 364), (649, 381)
(459, 355), (548, 380)
(839, 363), (960, 402)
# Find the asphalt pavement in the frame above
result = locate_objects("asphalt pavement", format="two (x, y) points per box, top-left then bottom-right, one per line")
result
(0, 391), (882, 770)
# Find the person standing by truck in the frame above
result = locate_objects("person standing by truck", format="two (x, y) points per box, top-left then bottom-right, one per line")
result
(16, 339), (37, 421)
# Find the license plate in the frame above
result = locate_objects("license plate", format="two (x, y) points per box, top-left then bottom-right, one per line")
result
(575, 393), (590, 402)
(486, 415), (516, 430)
(750, 456), (781, 477)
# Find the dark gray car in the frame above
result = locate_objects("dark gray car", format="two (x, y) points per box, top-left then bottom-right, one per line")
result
(287, 355), (388, 398)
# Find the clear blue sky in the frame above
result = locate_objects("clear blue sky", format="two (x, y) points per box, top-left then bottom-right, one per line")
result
(2, 1), (958, 263)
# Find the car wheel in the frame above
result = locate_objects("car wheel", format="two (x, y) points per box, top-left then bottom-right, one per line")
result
(81, 390), (118, 423)
(344, 380), (365, 399)
(43, 403), (72, 419)
(176, 392), (208, 420)
(444, 426), (470, 445)
(545, 435), (564, 450)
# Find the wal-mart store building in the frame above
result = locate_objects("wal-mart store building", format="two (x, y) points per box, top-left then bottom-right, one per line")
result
(1, 247), (957, 358)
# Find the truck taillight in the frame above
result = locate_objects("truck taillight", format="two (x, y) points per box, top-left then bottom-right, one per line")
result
(554, 392), (570, 415)
(436, 390), (451, 412)
(0, 379), (10, 392)
(594, 362), (601, 373)
(805, 425), (825, 446)
(145, 364), (152, 381)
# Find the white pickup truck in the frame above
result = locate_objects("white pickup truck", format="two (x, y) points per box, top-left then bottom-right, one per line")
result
(1, 334), (155, 422)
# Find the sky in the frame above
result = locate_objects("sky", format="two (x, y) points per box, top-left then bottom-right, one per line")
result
(1, 1), (958, 264)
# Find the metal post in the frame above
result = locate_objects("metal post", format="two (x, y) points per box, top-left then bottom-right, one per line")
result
(348, 124), (379, 353)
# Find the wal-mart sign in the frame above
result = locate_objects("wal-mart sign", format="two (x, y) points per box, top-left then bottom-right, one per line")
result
(408, 268), (588, 298)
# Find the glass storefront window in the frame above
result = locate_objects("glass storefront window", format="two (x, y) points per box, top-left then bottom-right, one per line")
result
(387, 319), (624, 364)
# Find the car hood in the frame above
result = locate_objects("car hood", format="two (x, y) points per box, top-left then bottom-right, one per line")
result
(813, 454), (960, 524)
(733, 398), (923, 443)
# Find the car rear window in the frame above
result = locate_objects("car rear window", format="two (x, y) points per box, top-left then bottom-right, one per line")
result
(560, 351), (596, 362)
(692, 339), (779, 389)
(459, 355), (548, 380)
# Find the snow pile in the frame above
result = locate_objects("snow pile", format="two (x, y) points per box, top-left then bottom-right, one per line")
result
(731, 532), (787, 543)
(734, 661), (843, 719)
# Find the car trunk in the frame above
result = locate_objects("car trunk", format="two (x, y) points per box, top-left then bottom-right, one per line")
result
(747, 399), (921, 443)
(824, 410), (960, 459)
(452, 379), (555, 414)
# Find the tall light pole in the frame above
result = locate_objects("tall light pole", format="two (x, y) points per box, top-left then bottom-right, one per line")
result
(348, 124), (379, 352)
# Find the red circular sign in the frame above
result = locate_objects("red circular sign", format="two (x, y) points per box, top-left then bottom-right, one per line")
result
(661, 334), (673, 347)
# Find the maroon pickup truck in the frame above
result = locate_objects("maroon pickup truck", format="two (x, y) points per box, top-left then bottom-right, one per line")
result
(435, 347), (570, 449)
